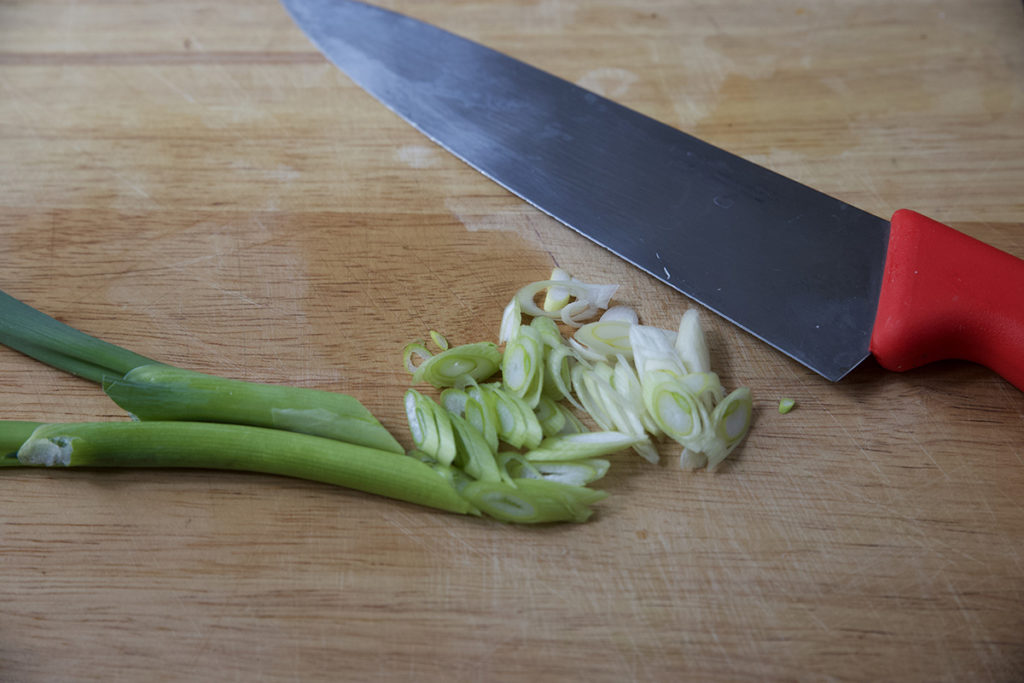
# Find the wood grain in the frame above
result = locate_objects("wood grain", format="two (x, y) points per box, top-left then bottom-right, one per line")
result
(1, 1), (1022, 680)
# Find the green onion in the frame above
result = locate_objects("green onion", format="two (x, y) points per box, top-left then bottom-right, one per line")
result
(675, 309), (711, 374)
(525, 431), (640, 461)
(541, 267), (572, 312)
(460, 477), (606, 524)
(439, 387), (469, 416)
(599, 306), (639, 325)
(542, 344), (577, 404)
(499, 296), (522, 344)
(706, 388), (753, 471)
(778, 398), (796, 414)
(104, 364), (404, 454)
(480, 383), (543, 450)
(572, 320), (634, 361)
(429, 330), (449, 351)
(0, 289), (403, 453)
(1, 421), (42, 463)
(501, 452), (610, 487)
(407, 341), (502, 388)
(501, 326), (544, 407)
(463, 390), (500, 454)
(514, 278), (618, 325)
(404, 389), (457, 466)
(553, 402), (588, 435)
(13, 421), (477, 515)
(533, 396), (566, 437)
(641, 370), (711, 448)
(0, 290), (158, 383)
(448, 413), (500, 483)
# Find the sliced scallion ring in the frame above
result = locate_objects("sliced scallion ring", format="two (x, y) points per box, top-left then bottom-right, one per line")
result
(501, 326), (544, 407)
(573, 320), (634, 361)
(675, 309), (711, 374)
(705, 387), (753, 471)
(529, 315), (564, 348)
(514, 279), (618, 321)
(499, 296), (522, 344)
(599, 306), (639, 325)
(533, 396), (566, 437)
(541, 267), (573, 312)
(429, 330), (450, 352)
(464, 393), (499, 454)
(449, 412), (500, 483)
(504, 455), (610, 487)
(404, 389), (457, 466)
(525, 431), (640, 461)
(439, 387), (469, 416)
(410, 341), (501, 388)
(543, 344), (577, 404)
(403, 341), (432, 374)
(460, 477), (606, 524)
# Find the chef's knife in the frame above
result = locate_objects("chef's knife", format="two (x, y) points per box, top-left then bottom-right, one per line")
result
(281, 0), (1024, 390)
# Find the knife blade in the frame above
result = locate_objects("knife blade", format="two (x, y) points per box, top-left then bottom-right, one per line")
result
(280, 0), (1024, 390)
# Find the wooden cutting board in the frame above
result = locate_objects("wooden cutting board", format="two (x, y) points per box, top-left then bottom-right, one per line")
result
(2, 1), (1022, 680)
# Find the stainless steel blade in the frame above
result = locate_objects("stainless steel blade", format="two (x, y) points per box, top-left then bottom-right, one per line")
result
(281, 0), (891, 381)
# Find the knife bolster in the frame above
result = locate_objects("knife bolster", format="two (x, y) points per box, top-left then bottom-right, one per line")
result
(869, 209), (1024, 390)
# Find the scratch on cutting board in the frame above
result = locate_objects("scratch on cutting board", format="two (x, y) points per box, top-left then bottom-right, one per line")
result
(145, 65), (198, 104)
(909, 435), (952, 481)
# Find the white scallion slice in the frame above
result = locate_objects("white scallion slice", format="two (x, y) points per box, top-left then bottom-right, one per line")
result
(641, 372), (711, 449)
(573, 320), (634, 360)
(526, 431), (640, 461)
(629, 324), (686, 377)
(559, 299), (600, 328)
(679, 448), (709, 471)
(675, 309), (711, 374)
(541, 267), (572, 312)
(567, 337), (609, 363)
(542, 344), (577, 404)
(504, 455), (610, 487)
(571, 364), (615, 431)
(553, 403), (588, 435)
(599, 306), (639, 325)
(499, 297), (522, 344)
(514, 279), (619, 321)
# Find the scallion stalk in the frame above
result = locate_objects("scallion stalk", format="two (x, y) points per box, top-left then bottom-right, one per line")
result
(105, 364), (404, 454)
(1, 421), (42, 463)
(0, 290), (158, 383)
(0, 289), (402, 453)
(13, 421), (478, 515)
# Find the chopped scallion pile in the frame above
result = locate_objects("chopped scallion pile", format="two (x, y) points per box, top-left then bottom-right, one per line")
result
(2, 265), (754, 524)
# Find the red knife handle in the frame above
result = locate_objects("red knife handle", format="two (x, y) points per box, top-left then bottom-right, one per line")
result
(869, 209), (1024, 390)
